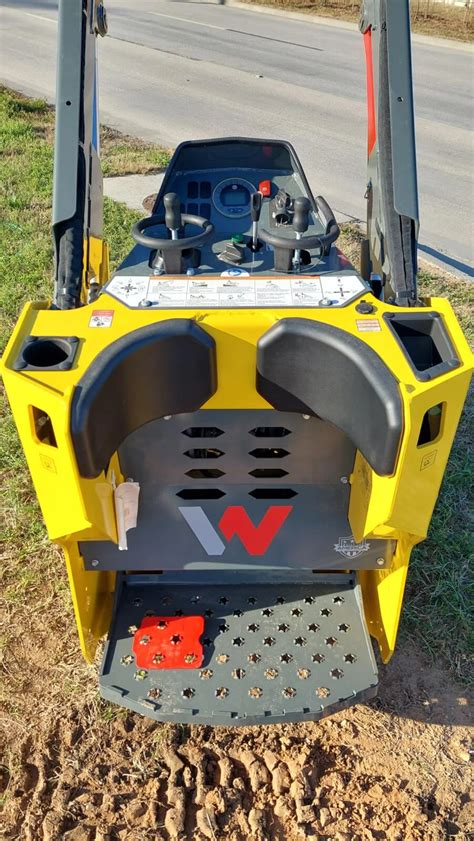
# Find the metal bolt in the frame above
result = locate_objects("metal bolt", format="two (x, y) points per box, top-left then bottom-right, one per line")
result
(340, 476), (349, 484)
(302, 414), (310, 420)
(376, 557), (385, 567)
(91, 559), (99, 567)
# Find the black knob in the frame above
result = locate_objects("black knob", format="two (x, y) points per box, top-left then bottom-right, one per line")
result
(293, 196), (311, 234)
(251, 191), (263, 223)
(164, 192), (182, 231)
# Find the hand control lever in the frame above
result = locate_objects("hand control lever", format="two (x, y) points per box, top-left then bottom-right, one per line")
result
(249, 191), (263, 252)
(164, 192), (182, 240)
(292, 196), (311, 271)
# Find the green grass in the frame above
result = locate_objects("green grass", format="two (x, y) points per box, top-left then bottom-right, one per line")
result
(0, 87), (472, 693)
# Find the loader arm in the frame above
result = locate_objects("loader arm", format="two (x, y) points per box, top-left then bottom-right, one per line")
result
(360, 0), (419, 305)
(52, 0), (108, 309)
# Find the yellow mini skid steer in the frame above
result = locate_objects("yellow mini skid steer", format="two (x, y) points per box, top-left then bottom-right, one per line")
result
(2, 0), (472, 725)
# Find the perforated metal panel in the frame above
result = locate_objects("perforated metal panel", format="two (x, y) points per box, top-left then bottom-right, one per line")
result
(81, 411), (394, 571)
(100, 572), (378, 726)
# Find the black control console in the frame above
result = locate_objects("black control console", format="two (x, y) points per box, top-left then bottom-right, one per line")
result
(126, 138), (340, 278)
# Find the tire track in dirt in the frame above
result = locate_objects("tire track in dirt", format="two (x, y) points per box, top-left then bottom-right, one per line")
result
(2, 646), (472, 841)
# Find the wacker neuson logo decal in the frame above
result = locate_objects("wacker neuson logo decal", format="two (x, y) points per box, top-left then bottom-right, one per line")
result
(179, 505), (293, 556)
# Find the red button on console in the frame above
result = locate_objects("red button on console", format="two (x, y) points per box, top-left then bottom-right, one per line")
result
(259, 179), (272, 197)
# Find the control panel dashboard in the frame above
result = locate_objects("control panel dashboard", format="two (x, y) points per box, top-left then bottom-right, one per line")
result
(103, 138), (369, 310)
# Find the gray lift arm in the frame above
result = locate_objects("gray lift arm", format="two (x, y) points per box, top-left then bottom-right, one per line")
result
(52, 0), (107, 309)
(360, 0), (419, 305)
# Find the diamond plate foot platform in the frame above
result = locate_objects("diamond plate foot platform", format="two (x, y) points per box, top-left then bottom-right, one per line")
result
(100, 572), (378, 725)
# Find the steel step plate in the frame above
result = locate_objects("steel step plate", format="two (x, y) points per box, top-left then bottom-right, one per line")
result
(100, 572), (378, 725)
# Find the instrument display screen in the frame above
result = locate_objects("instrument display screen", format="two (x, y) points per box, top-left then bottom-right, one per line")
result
(221, 186), (249, 207)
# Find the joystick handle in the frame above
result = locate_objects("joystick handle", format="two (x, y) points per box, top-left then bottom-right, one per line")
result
(251, 190), (263, 222)
(164, 192), (182, 235)
(293, 196), (311, 234)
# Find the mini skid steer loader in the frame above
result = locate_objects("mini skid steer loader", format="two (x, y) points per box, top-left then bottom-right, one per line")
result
(2, 0), (472, 725)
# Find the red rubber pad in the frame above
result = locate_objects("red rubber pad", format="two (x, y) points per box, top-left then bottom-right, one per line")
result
(133, 615), (204, 670)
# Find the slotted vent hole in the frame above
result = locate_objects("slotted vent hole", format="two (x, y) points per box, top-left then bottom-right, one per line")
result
(330, 668), (344, 680)
(182, 687), (195, 698)
(182, 427), (224, 438)
(200, 669), (213, 680)
(184, 448), (224, 459)
(186, 468), (225, 479)
(249, 448), (289, 459)
(249, 488), (297, 499)
(344, 653), (357, 664)
(249, 427), (291, 438)
(232, 668), (246, 680)
(265, 668), (278, 680)
(249, 468), (289, 479)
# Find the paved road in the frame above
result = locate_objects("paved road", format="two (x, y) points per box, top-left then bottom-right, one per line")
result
(1, 0), (473, 275)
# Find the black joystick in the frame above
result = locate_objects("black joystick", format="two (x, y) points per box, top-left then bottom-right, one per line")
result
(249, 190), (263, 252)
(164, 192), (182, 239)
(292, 196), (311, 271)
(293, 196), (311, 234)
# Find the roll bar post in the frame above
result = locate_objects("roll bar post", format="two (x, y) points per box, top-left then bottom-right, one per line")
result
(360, 0), (419, 305)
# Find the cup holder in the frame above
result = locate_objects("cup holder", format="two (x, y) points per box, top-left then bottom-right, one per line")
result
(14, 336), (79, 372)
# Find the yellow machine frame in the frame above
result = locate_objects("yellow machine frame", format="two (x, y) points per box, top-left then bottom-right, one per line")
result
(2, 289), (472, 664)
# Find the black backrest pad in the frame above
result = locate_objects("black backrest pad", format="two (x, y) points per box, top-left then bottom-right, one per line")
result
(71, 320), (217, 478)
(257, 319), (403, 476)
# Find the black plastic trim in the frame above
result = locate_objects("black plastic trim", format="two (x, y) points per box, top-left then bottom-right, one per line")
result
(71, 320), (217, 478)
(257, 319), (403, 476)
(14, 336), (79, 372)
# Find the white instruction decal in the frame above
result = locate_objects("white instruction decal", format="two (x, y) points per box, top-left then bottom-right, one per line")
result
(105, 274), (365, 309)
(89, 309), (114, 328)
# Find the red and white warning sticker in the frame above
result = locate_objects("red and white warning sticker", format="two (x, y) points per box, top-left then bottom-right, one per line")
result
(356, 318), (381, 332)
(89, 309), (114, 328)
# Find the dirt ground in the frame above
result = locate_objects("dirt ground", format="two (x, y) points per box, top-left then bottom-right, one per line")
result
(1, 639), (471, 841)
